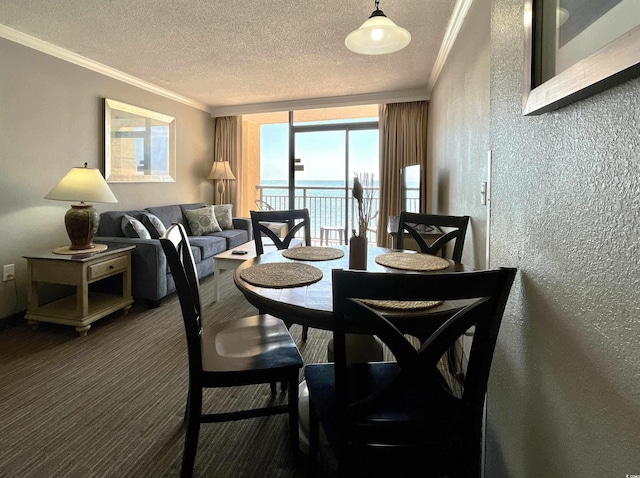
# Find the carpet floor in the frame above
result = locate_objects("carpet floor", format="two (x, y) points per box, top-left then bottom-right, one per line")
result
(0, 271), (333, 478)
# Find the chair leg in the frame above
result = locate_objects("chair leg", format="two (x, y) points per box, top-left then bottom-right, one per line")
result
(288, 372), (300, 461)
(183, 389), (190, 422)
(302, 325), (309, 341)
(181, 386), (202, 478)
(270, 382), (277, 395)
(308, 399), (319, 465)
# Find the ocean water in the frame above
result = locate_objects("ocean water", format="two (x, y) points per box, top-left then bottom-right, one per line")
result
(256, 179), (418, 239)
(260, 179), (378, 194)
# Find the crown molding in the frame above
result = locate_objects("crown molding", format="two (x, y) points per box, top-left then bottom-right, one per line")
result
(0, 24), (209, 113)
(427, 0), (474, 93)
(209, 89), (429, 117)
(1, 23), (433, 118)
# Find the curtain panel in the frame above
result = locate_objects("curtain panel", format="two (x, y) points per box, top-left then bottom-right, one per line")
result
(212, 116), (242, 208)
(376, 101), (428, 247)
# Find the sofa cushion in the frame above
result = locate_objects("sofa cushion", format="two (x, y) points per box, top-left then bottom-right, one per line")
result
(208, 229), (250, 249)
(179, 203), (207, 234)
(213, 203), (234, 230)
(184, 206), (222, 236)
(145, 205), (185, 231)
(189, 235), (227, 259)
(121, 215), (151, 239)
(97, 210), (148, 237)
(141, 213), (167, 239)
(167, 244), (204, 274)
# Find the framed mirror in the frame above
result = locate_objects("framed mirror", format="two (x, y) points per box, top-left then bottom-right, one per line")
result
(105, 99), (176, 182)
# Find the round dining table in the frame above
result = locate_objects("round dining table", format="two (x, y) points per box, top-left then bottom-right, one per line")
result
(233, 244), (473, 455)
(233, 245), (472, 333)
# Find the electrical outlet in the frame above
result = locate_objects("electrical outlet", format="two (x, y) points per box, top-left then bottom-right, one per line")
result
(3, 264), (15, 281)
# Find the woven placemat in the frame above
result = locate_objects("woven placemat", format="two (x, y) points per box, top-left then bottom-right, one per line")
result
(375, 252), (450, 271)
(239, 262), (323, 288)
(282, 246), (344, 261)
(360, 299), (444, 311)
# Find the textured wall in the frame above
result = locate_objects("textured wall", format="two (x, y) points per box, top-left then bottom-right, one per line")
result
(429, 0), (640, 476)
(427, 0), (491, 270)
(0, 38), (215, 320)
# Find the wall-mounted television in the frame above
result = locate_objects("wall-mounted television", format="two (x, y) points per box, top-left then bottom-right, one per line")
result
(400, 164), (422, 213)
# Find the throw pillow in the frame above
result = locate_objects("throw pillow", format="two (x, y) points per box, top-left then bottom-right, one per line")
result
(121, 215), (151, 239)
(184, 206), (221, 236)
(141, 213), (167, 239)
(213, 203), (234, 230)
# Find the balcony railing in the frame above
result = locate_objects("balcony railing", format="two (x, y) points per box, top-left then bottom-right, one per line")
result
(256, 185), (420, 246)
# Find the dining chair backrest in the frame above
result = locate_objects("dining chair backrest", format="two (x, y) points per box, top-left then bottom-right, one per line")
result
(330, 267), (516, 469)
(397, 211), (470, 262)
(160, 223), (204, 373)
(250, 208), (312, 255)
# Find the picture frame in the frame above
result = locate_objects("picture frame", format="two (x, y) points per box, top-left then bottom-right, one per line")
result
(105, 99), (176, 183)
(523, 0), (640, 116)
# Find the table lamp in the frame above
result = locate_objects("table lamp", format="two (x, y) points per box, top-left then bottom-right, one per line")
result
(207, 160), (236, 204)
(45, 163), (118, 252)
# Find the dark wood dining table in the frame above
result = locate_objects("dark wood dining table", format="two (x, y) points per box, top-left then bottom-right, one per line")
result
(233, 245), (473, 335)
(234, 245), (474, 453)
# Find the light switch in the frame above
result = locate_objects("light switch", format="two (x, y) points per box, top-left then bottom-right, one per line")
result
(480, 181), (487, 205)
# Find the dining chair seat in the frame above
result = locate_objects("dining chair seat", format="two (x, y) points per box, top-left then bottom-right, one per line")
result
(200, 315), (303, 384)
(305, 362), (467, 445)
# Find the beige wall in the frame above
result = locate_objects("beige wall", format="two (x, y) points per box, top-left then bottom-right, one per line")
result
(0, 38), (215, 320)
(427, 0), (491, 270)
(428, 0), (640, 476)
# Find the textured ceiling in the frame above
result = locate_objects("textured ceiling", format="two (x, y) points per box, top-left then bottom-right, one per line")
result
(0, 0), (457, 115)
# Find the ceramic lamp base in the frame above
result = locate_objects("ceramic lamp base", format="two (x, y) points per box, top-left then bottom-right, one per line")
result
(65, 203), (99, 250)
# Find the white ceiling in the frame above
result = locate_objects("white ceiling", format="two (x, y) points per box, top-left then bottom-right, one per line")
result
(0, 0), (468, 116)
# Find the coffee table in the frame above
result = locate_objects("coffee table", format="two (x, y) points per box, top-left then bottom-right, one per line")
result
(212, 238), (302, 301)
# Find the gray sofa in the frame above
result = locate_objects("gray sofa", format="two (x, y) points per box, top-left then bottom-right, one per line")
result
(95, 203), (252, 307)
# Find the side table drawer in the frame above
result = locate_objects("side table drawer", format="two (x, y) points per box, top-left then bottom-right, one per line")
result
(88, 255), (128, 281)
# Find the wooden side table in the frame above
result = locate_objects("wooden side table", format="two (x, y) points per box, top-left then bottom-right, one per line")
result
(23, 245), (134, 336)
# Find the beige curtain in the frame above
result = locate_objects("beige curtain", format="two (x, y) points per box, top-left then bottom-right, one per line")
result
(376, 101), (428, 247)
(212, 116), (242, 208)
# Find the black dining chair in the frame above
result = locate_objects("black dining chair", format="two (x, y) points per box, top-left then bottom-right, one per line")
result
(160, 224), (303, 478)
(397, 212), (470, 262)
(250, 208), (312, 255)
(304, 267), (517, 478)
(250, 208), (312, 340)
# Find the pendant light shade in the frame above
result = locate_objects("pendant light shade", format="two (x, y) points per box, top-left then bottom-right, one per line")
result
(345, 1), (411, 55)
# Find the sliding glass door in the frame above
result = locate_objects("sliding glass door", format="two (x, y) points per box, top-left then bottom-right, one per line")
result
(293, 124), (378, 244)
(248, 105), (379, 244)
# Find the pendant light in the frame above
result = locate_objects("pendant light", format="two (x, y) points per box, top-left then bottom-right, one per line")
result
(345, 0), (411, 55)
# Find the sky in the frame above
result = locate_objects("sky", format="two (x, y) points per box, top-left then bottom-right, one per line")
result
(260, 123), (379, 183)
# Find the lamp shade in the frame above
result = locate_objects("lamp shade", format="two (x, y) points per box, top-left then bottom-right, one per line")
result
(207, 160), (236, 180)
(345, 4), (411, 55)
(45, 164), (118, 204)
